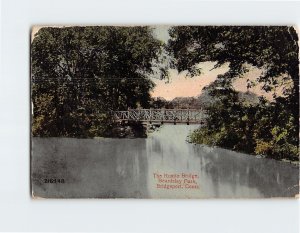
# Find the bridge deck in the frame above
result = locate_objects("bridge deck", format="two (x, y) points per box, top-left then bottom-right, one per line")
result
(113, 109), (207, 124)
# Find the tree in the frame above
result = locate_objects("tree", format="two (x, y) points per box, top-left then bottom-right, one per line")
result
(31, 26), (163, 137)
(168, 26), (299, 160)
(167, 26), (298, 107)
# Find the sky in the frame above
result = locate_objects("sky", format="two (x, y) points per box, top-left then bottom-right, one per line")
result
(151, 26), (230, 100)
(150, 62), (229, 100)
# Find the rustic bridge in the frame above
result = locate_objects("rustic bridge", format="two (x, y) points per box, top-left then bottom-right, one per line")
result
(113, 109), (207, 125)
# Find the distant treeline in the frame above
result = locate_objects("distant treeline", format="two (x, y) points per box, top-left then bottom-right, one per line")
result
(150, 89), (261, 109)
(150, 96), (201, 109)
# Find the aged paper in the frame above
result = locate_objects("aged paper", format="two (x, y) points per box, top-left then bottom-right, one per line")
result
(31, 26), (299, 198)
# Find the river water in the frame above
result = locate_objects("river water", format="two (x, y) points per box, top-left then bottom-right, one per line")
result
(31, 125), (299, 198)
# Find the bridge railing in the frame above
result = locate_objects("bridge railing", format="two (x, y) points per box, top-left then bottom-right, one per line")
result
(113, 109), (207, 124)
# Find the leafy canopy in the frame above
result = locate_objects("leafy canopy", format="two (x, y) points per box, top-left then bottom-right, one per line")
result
(168, 26), (299, 160)
(31, 26), (163, 137)
(167, 26), (298, 94)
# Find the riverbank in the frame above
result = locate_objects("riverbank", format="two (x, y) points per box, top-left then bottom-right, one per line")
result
(187, 126), (300, 167)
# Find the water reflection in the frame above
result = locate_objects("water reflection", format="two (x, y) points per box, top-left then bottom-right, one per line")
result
(32, 138), (149, 198)
(32, 125), (299, 198)
(145, 125), (299, 198)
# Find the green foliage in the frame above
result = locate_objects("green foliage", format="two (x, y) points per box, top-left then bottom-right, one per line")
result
(188, 89), (299, 160)
(168, 26), (299, 112)
(31, 26), (162, 137)
(169, 26), (299, 161)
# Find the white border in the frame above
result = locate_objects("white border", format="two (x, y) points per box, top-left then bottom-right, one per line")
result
(0, 0), (299, 232)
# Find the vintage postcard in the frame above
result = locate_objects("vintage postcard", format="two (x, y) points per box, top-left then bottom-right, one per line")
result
(31, 25), (299, 198)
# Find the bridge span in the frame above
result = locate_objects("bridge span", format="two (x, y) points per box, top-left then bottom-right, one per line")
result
(113, 109), (207, 125)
